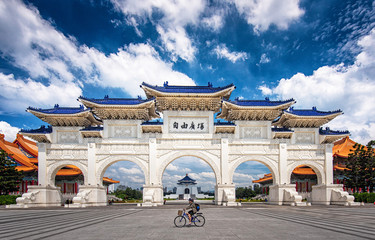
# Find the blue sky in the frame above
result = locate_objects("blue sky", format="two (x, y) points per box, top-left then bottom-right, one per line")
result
(0, 0), (375, 189)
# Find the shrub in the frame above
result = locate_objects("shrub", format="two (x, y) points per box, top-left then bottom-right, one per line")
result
(0, 195), (20, 205)
(352, 192), (375, 203)
(366, 193), (375, 203)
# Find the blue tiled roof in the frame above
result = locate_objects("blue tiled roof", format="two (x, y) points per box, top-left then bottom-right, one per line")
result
(177, 174), (196, 184)
(80, 126), (103, 131)
(79, 96), (154, 105)
(271, 127), (294, 132)
(141, 82), (235, 94)
(20, 125), (52, 134)
(214, 120), (235, 126)
(285, 107), (342, 116)
(141, 120), (163, 125)
(319, 127), (350, 135)
(226, 97), (295, 107)
(27, 104), (87, 114)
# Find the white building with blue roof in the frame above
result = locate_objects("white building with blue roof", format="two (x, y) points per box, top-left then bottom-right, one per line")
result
(164, 174), (210, 200)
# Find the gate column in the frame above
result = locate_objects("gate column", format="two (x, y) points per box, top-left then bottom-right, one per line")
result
(216, 138), (236, 206)
(72, 143), (107, 207)
(269, 143), (305, 206)
(13, 143), (62, 208)
(142, 138), (163, 206)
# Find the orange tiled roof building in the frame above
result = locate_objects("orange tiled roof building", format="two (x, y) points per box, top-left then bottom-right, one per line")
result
(0, 133), (119, 195)
(253, 136), (355, 194)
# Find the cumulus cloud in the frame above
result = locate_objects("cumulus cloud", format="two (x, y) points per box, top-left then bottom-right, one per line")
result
(111, 0), (206, 62)
(84, 43), (195, 97)
(119, 167), (143, 175)
(0, 121), (20, 142)
(230, 0), (304, 32)
(202, 14), (224, 31)
(213, 44), (248, 63)
(0, 0), (195, 114)
(0, 73), (82, 112)
(259, 29), (375, 144)
(259, 53), (270, 64)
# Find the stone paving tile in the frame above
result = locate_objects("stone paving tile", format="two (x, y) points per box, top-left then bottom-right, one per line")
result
(0, 205), (374, 240)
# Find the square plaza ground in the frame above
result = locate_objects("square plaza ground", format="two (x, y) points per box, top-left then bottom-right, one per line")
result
(0, 204), (374, 240)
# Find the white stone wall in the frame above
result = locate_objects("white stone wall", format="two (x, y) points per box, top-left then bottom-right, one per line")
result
(19, 110), (353, 207)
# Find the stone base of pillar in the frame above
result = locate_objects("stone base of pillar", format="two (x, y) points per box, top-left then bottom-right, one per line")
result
(70, 185), (107, 208)
(269, 184), (306, 206)
(312, 184), (359, 206)
(7, 185), (62, 208)
(142, 185), (163, 207)
(215, 184), (236, 206)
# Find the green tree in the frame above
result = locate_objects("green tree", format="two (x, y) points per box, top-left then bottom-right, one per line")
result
(345, 141), (375, 193)
(0, 150), (24, 195)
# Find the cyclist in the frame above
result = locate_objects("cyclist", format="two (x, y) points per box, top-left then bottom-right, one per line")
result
(184, 198), (197, 225)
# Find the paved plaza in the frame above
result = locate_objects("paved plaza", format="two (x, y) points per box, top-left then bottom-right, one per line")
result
(0, 204), (374, 240)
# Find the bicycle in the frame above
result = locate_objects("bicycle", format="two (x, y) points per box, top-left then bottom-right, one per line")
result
(174, 210), (205, 227)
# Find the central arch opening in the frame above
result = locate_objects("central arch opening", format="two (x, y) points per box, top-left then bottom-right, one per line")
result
(162, 156), (216, 204)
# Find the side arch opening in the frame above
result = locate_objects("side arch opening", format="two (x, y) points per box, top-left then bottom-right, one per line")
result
(231, 159), (278, 202)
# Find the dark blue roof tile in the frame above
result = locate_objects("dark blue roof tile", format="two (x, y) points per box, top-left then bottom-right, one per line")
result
(214, 121), (235, 126)
(319, 127), (350, 135)
(79, 96), (154, 105)
(141, 120), (163, 125)
(227, 97), (295, 107)
(141, 82), (235, 94)
(272, 127), (294, 132)
(20, 125), (52, 134)
(285, 107), (342, 116)
(80, 126), (103, 131)
(27, 105), (87, 114)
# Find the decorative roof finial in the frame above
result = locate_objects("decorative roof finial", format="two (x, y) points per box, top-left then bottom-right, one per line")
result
(54, 104), (59, 108)
(104, 95), (109, 99)
(312, 106), (317, 111)
(265, 97), (270, 101)
(137, 95), (142, 100)
(208, 82), (213, 87)
(163, 81), (169, 87)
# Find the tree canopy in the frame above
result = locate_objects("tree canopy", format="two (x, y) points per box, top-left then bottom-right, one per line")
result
(345, 140), (375, 193)
(0, 150), (24, 195)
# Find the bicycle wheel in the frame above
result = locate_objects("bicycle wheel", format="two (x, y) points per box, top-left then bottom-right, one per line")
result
(174, 216), (186, 228)
(193, 215), (205, 227)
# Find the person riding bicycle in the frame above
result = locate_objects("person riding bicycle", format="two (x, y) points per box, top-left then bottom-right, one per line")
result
(184, 198), (197, 225)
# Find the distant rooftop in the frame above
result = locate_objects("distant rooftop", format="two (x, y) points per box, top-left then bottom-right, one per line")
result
(177, 174), (197, 185)
(141, 81), (235, 94)
(27, 105), (87, 114)
(227, 97), (295, 107)
(285, 107), (342, 116)
(78, 96), (154, 105)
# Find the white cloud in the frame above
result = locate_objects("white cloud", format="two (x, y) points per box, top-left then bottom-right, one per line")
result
(156, 26), (196, 62)
(0, 0), (195, 114)
(230, 0), (304, 32)
(202, 14), (224, 31)
(0, 121), (20, 142)
(0, 73), (82, 113)
(119, 167), (143, 175)
(213, 44), (248, 63)
(0, 0), (93, 82)
(84, 43), (195, 97)
(259, 29), (375, 144)
(111, 0), (206, 62)
(259, 53), (270, 64)
(258, 85), (272, 95)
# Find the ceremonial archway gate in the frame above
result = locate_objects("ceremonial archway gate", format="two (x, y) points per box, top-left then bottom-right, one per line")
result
(16, 82), (356, 207)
